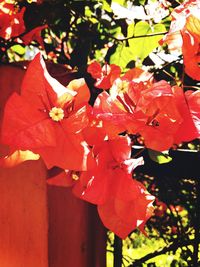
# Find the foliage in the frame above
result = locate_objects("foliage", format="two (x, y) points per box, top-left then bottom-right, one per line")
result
(0, 0), (200, 266)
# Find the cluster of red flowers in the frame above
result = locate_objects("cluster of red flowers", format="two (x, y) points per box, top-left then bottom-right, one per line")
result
(88, 61), (200, 151)
(0, 0), (200, 239)
(0, 0), (46, 47)
(1, 51), (200, 238)
(160, 0), (200, 80)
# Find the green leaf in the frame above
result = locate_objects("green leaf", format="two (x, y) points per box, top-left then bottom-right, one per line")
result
(109, 43), (135, 69)
(128, 21), (166, 63)
(102, 0), (112, 12)
(85, 6), (93, 17)
(11, 45), (25, 55)
(127, 22), (134, 38)
(111, 0), (127, 6)
(139, 0), (146, 4)
(148, 149), (172, 164)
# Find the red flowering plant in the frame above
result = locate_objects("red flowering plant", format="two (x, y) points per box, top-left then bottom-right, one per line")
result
(87, 61), (121, 89)
(0, 0), (47, 59)
(0, 0), (200, 243)
(1, 53), (94, 170)
(0, 54), (156, 238)
(0, 0), (26, 40)
(160, 0), (200, 80)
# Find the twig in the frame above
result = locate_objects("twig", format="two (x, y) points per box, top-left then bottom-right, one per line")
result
(183, 85), (200, 90)
(132, 147), (146, 158)
(109, 32), (168, 42)
(128, 239), (195, 266)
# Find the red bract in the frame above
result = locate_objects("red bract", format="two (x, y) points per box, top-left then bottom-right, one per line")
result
(98, 188), (154, 239)
(173, 86), (199, 143)
(160, 0), (200, 79)
(185, 90), (200, 137)
(181, 15), (200, 80)
(82, 116), (107, 147)
(93, 91), (129, 138)
(130, 81), (183, 151)
(122, 68), (153, 84)
(87, 61), (121, 90)
(21, 24), (48, 49)
(0, 2), (25, 40)
(91, 68), (153, 138)
(72, 136), (155, 238)
(94, 79), (182, 151)
(159, 0), (199, 51)
(1, 53), (93, 170)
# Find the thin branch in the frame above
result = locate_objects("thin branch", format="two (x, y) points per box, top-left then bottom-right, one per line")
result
(132, 145), (199, 153)
(128, 239), (195, 266)
(132, 147), (146, 158)
(109, 32), (168, 42)
(162, 69), (177, 82)
(183, 85), (200, 90)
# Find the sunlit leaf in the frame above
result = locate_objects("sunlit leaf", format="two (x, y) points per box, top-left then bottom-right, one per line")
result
(110, 22), (166, 68)
(11, 44), (25, 55)
(111, 0), (127, 6)
(148, 149), (172, 164)
(128, 21), (166, 63)
(102, 0), (112, 12)
(109, 43), (135, 69)
(127, 22), (134, 37)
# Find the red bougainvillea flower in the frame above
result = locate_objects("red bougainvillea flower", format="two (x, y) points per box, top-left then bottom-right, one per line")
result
(97, 182), (154, 239)
(72, 136), (155, 238)
(87, 61), (121, 90)
(1, 53), (93, 170)
(185, 90), (200, 136)
(122, 67), (153, 84)
(93, 91), (129, 138)
(160, 0), (200, 80)
(21, 24), (48, 49)
(131, 81), (183, 151)
(0, 2), (25, 39)
(181, 15), (200, 80)
(160, 0), (200, 52)
(91, 68), (153, 139)
(173, 86), (200, 144)
(81, 115), (107, 147)
(93, 78), (183, 151)
(109, 68), (153, 102)
(160, 0), (200, 79)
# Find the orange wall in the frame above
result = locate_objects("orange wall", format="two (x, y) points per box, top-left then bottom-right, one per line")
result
(0, 160), (49, 267)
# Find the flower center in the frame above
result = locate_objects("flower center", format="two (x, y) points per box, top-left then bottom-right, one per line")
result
(49, 107), (64, 121)
(117, 80), (129, 94)
(71, 171), (80, 181)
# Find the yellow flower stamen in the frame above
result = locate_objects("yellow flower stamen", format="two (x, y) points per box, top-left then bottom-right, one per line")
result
(117, 80), (129, 94)
(49, 107), (64, 122)
(71, 172), (80, 181)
